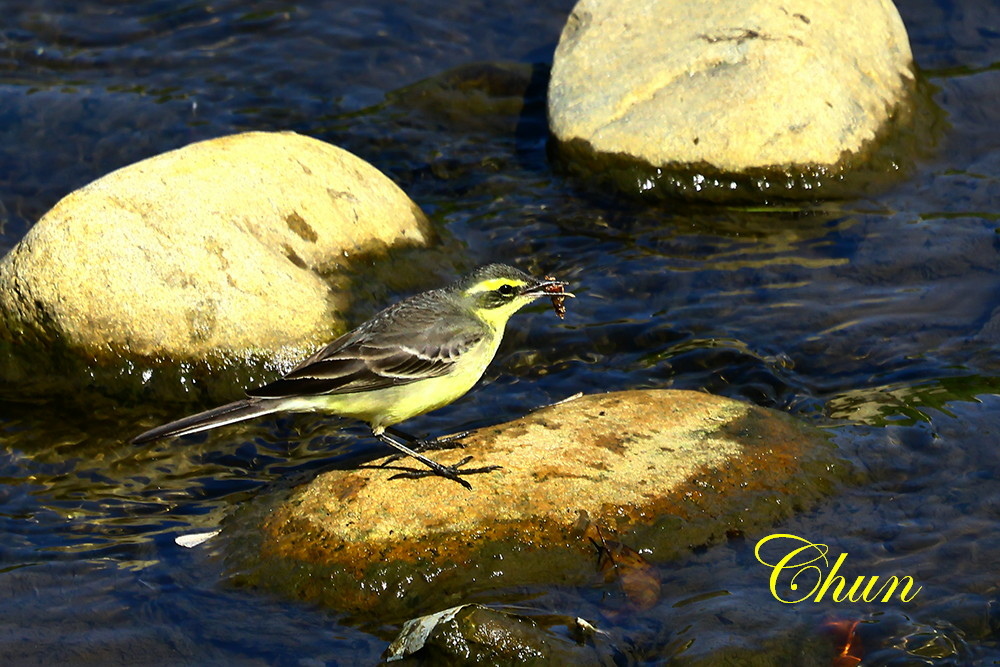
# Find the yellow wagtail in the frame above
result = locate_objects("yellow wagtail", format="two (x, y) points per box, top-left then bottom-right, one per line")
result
(133, 264), (573, 488)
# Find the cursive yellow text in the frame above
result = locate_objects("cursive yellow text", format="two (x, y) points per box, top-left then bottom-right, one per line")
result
(754, 533), (922, 604)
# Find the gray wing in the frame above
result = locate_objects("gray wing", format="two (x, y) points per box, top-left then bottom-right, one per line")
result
(247, 294), (485, 399)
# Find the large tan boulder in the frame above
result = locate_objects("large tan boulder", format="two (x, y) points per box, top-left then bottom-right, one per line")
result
(0, 131), (433, 399)
(221, 389), (846, 616)
(548, 0), (916, 199)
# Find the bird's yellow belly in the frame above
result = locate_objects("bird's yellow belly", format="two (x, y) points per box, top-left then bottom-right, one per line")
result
(291, 340), (497, 432)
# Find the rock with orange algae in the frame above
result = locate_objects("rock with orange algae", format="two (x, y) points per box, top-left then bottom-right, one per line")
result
(225, 389), (847, 617)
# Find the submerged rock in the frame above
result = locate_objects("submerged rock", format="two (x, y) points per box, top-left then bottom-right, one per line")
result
(225, 389), (847, 617)
(0, 131), (434, 400)
(383, 604), (620, 665)
(548, 0), (918, 200)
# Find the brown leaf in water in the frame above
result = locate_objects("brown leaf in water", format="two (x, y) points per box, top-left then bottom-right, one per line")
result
(582, 519), (661, 611)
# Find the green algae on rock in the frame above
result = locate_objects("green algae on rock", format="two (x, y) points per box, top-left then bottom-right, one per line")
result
(221, 389), (849, 618)
(0, 131), (434, 401)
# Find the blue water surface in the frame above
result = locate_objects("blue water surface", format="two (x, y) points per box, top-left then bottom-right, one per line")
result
(1, 0), (999, 664)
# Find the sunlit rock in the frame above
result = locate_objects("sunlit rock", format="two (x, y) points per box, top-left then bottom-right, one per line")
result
(225, 389), (847, 616)
(548, 0), (917, 200)
(0, 131), (433, 400)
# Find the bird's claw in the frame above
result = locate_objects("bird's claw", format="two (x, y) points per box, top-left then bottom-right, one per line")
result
(431, 430), (472, 446)
(410, 430), (470, 451)
(388, 455), (502, 489)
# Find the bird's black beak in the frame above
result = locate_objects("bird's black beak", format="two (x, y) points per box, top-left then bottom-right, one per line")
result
(521, 277), (575, 298)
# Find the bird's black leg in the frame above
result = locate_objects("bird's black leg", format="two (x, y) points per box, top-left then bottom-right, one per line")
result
(374, 428), (500, 490)
(384, 426), (470, 452)
(377, 426), (471, 467)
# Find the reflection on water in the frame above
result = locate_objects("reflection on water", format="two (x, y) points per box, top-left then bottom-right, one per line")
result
(1, 0), (1000, 663)
(828, 375), (1000, 426)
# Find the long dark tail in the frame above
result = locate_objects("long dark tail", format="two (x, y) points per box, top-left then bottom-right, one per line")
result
(131, 397), (286, 444)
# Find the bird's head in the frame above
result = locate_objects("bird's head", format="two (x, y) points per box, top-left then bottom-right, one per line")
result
(457, 263), (573, 329)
